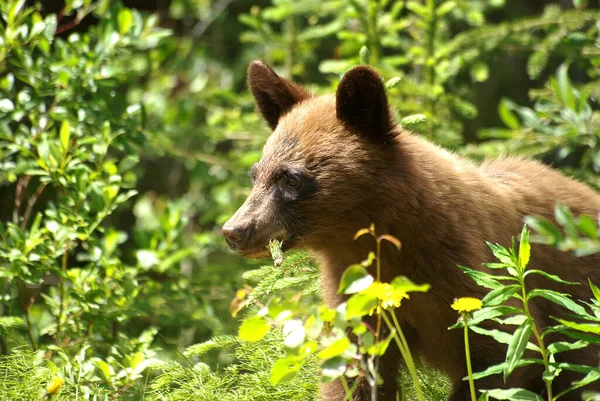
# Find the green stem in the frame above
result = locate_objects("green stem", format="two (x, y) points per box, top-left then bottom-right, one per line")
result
(367, 0), (380, 64)
(56, 239), (70, 342)
(383, 311), (426, 401)
(424, 0), (437, 139)
(285, 16), (295, 79)
(20, 282), (36, 351)
(463, 319), (477, 401)
(520, 278), (552, 401)
(340, 375), (354, 401)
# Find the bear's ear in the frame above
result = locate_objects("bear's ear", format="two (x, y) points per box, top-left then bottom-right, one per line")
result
(336, 66), (393, 143)
(248, 61), (310, 130)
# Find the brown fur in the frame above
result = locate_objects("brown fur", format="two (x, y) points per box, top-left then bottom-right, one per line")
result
(222, 61), (600, 401)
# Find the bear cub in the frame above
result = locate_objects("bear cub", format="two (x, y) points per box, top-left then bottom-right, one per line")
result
(222, 61), (600, 401)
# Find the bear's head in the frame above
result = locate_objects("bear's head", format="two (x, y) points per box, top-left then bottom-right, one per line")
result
(222, 61), (400, 259)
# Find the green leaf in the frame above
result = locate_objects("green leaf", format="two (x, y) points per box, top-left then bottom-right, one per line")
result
(470, 325), (539, 352)
(546, 340), (587, 355)
(94, 359), (114, 382)
(590, 280), (600, 303)
(401, 114), (427, 129)
(459, 265), (505, 290)
(518, 226), (530, 269)
(555, 64), (576, 110)
(470, 62), (489, 82)
(465, 305), (523, 327)
(556, 319), (600, 335)
(436, 1), (456, 17)
(504, 318), (532, 381)
(338, 265), (373, 294)
(390, 276), (430, 293)
(0, 99), (15, 112)
(556, 368), (600, 398)
(283, 319), (305, 349)
(555, 204), (578, 238)
(523, 270), (579, 285)
(59, 120), (71, 152)
(118, 9), (133, 35)
(345, 293), (377, 319)
(318, 337), (351, 360)
(359, 46), (370, 65)
(321, 357), (346, 382)
(270, 357), (303, 385)
(385, 77), (402, 89)
(482, 285), (520, 307)
(483, 388), (543, 401)
(238, 316), (271, 342)
(577, 216), (598, 239)
(528, 290), (587, 315)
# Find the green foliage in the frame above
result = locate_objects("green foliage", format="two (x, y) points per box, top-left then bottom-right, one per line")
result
(0, 0), (599, 399)
(451, 220), (600, 401)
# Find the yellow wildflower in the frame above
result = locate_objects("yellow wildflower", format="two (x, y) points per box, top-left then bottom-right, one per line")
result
(451, 297), (482, 313)
(363, 281), (408, 315)
(46, 376), (63, 396)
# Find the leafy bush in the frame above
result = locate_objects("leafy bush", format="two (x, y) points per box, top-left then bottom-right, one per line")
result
(0, 0), (599, 400)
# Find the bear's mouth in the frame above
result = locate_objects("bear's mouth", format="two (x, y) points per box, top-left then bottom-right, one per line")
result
(235, 235), (296, 260)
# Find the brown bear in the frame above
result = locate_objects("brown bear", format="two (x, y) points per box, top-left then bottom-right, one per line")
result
(221, 61), (600, 401)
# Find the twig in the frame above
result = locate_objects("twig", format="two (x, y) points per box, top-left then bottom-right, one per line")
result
(21, 183), (46, 229)
(56, 239), (71, 343)
(13, 176), (30, 223)
(19, 281), (37, 351)
(190, 0), (236, 39)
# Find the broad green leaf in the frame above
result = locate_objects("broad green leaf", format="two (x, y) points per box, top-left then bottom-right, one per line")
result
(498, 98), (519, 129)
(556, 319), (600, 335)
(390, 276), (430, 293)
(471, 359), (536, 380)
(59, 120), (70, 152)
(283, 319), (305, 349)
(459, 266), (506, 290)
(528, 290), (587, 315)
(504, 319), (533, 380)
(345, 293), (378, 319)
(270, 357), (303, 385)
(321, 357), (346, 382)
(470, 325), (539, 352)
(338, 265), (373, 294)
(470, 62), (489, 82)
(457, 305), (523, 327)
(118, 9), (133, 35)
(483, 388), (543, 401)
(0, 99), (15, 112)
(238, 316), (271, 342)
(577, 216), (598, 239)
(547, 340), (587, 355)
(94, 359), (114, 382)
(318, 337), (351, 360)
(482, 285), (520, 307)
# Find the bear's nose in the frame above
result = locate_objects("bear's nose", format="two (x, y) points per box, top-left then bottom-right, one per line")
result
(221, 223), (247, 249)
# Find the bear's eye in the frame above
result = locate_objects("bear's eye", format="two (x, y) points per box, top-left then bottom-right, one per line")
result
(277, 171), (303, 191)
(285, 175), (300, 188)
